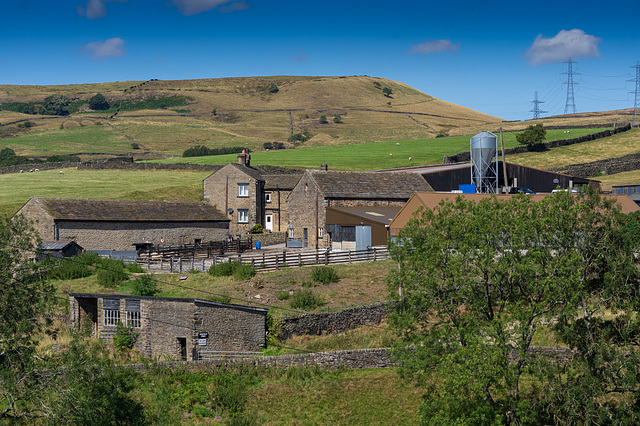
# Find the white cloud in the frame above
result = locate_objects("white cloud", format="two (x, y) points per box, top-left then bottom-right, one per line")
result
(82, 37), (126, 59)
(77, 0), (127, 19)
(525, 29), (601, 65)
(172, 0), (237, 15)
(407, 39), (460, 55)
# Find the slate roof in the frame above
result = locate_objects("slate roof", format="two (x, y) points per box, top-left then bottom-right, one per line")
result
(225, 162), (265, 180)
(29, 198), (229, 222)
(306, 170), (433, 199)
(41, 240), (83, 250)
(263, 174), (303, 190)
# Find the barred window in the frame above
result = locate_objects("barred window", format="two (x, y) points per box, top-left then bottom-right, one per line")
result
(103, 309), (120, 326)
(126, 311), (141, 328)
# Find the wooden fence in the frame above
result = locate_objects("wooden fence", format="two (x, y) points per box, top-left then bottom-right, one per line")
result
(134, 246), (390, 273)
(137, 238), (253, 260)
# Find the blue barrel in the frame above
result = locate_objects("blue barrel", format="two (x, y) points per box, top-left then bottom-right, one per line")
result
(256, 241), (261, 250)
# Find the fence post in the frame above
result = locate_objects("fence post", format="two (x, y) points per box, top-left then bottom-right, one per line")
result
(251, 258), (255, 269)
(160, 257), (163, 271)
(349, 250), (352, 263)
(170, 258), (173, 273)
(283, 250), (286, 266)
(276, 255), (279, 270)
(373, 247), (377, 261)
(325, 250), (329, 265)
(147, 257), (150, 271)
(298, 253), (302, 266)
(179, 258), (183, 273)
(202, 259), (205, 272)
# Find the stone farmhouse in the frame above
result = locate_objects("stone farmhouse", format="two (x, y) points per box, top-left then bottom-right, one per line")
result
(287, 170), (433, 249)
(69, 292), (268, 361)
(16, 197), (229, 251)
(202, 151), (302, 235)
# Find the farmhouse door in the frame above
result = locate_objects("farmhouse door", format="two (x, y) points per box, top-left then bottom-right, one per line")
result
(177, 337), (187, 361)
(265, 214), (273, 232)
(355, 226), (372, 251)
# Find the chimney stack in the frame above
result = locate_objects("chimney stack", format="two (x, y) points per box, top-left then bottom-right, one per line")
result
(320, 162), (328, 171)
(237, 149), (251, 166)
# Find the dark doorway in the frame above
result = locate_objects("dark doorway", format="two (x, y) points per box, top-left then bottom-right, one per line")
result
(177, 337), (187, 361)
(303, 228), (308, 248)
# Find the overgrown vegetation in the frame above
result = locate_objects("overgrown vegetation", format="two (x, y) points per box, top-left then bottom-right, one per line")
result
(311, 266), (339, 285)
(516, 123), (547, 150)
(208, 261), (256, 280)
(289, 288), (324, 310)
(183, 145), (246, 157)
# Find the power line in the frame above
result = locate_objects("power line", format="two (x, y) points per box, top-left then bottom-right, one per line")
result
(562, 58), (580, 115)
(529, 91), (547, 119)
(628, 61), (640, 126)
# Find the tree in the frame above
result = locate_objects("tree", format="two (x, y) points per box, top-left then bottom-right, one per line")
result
(0, 216), (146, 422)
(382, 87), (393, 97)
(516, 123), (546, 150)
(41, 95), (71, 116)
(387, 190), (640, 424)
(88, 93), (110, 111)
(319, 114), (328, 124)
(268, 83), (279, 93)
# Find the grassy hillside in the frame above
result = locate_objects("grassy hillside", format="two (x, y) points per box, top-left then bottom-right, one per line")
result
(0, 168), (208, 218)
(1, 76), (503, 158)
(151, 127), (609, 171)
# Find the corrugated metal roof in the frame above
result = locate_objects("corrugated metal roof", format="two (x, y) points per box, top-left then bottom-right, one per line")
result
(328, 206), (402, 224)
(32, 198), (229, 222)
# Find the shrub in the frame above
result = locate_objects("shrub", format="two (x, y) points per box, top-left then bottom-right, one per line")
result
(209, 261), (235, 277)
(46, 257), (93, 280)
(113, 324), (137, 352)
(232, 264), (256, 280)
(277, 291), (290, 300)
(289, 289), (323, 310)
(89, 93), (110, 110)
(129, 274), (158, 296)
(268, 83), (279, 93)
(97, 258), (128, 288)
(126, 262), (144, 273)
(311, 266), (339, 285)
(319, 114), (328, 124)
(251, 224), (263, 234)
(333, 115), (343, 124)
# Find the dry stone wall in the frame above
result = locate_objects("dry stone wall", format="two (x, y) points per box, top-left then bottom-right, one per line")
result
(548, 152), (640, 179)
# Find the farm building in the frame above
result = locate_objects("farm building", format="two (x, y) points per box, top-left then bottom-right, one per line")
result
(69, 293), (268, 361)
(203, 151), (302, 235)
(287, 169), (433, 249)
(16, 197), (230, 251)
(378, 161), (600, 194)
(38, 240), (84, 261)
(388, 192), (640, 237)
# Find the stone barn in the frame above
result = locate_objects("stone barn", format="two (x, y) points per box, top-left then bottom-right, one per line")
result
(69, 293), (268, 361)
(287, 170), (433, 249)
(15, 197), (230, 251)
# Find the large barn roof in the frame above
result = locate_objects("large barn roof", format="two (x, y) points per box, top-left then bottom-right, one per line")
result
(306, 170), (433, 199)
(28, 197), (229, 222)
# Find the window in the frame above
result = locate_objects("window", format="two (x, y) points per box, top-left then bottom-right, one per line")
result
(318, 227), (324, 238)
(104, 309), (120, 326)
(265, 192), (271, 203)
(238, 183), (249, 197)
(238, 209), (249, 223)
(126, 311), (141, 328)
(288, 224), (294, 238)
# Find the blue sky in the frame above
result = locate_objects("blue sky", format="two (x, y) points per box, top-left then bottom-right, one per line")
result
(2, 0), (640, 121)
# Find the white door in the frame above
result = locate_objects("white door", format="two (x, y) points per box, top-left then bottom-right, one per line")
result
(265, 214), (273, 232)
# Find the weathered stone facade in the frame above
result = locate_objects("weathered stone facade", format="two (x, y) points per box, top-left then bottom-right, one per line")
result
(69, 293), (268, 361)
(16, 197), (229, 251)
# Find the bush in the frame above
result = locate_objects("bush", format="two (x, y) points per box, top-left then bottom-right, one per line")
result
(277, 291), (290, 300)
(97, 258), (128, 288)
(268, 83), (279, 93)
(209, 261), (235, 277)
(333, 115), (343, 124)
(311, 266), (339, 285)
(129, 274), (158, 296)
(251, 224), (263, 234)
(232, 264), (256, 280)
(319, 114), (328, 124)
(113, 324), (137, 352)
(289, 289), (323, 310)
(126, 262), (144, 273)
(46, 155), (81, 163)
(89, 93), (110, 111)
(183, 145), (246, 157)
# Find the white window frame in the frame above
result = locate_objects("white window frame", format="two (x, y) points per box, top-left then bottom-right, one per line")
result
(238, 183), (249, 197)
(238, 209), (249, 223)
(318, 227), (324, 238)
(265, 192), (271, 203)
(103, 309), (120, 326)
(126, 311), (141, 328)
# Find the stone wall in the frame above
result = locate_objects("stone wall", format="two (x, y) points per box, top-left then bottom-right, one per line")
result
(287, 173), (328, 247)
(57, 220), (229, 251)
(195, 302), (266, 353)
(252, 231), (286, 247)
(279, 302), (391, 340)
(443, 124), (632, 164)
(548, 152), (640, 179)
(141, 299), (195, 360)
(0, 158), (222, 175)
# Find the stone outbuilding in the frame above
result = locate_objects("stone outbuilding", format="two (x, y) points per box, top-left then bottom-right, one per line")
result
(69, 293), (268, 361)
(203, 151), (301, 235)
(287, 170), (433, 249)
(16, 197), (230, 251)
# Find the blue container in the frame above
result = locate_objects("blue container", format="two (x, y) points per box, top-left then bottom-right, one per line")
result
(255, 241), (261, 250)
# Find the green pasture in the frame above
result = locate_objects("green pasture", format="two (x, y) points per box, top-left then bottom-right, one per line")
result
(151, 128), (608, 171)
(0, 168), (209, 218)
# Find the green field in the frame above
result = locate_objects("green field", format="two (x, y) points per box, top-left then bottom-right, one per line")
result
(0, 168), (209, 218)
(151, 128), (608, 171)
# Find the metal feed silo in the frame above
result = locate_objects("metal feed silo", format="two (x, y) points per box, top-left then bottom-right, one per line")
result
(470, 131), (498, 194)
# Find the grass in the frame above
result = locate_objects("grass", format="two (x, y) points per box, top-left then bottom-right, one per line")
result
(147, 127), (607, 171)
(0, 168), (208, 218)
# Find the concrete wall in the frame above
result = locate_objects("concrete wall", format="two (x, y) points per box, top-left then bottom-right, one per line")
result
(203, 164), (264, 235)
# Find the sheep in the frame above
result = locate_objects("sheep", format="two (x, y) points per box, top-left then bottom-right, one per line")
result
(59, 171), (64, 175)
(390, 153), (393, 156)
(409, 157), (412, 161)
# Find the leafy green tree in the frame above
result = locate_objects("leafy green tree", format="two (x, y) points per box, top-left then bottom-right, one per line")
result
(88, 93), (110, 110)
(41, 95), (71, 116)
(388, 190), (640, 424)
(516, 123), (546, 150)
(319, 114), (328, 124)
(0, 147), (16, 161)
(382, 87), (393, 97)
(268, 83), (279, 93)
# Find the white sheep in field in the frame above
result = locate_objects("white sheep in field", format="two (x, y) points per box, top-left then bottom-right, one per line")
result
(59, 171), (64, 175)
(34, 169), (39, 172)
(390, 153), (393, 156)
(409, 157), (412, 161)
(396, 143), (400, 146)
